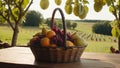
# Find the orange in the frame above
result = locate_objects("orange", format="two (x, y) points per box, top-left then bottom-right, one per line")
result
(66, 40), (74, 47)
(40, 37), (50, 47)
(46, 30), (56, 38)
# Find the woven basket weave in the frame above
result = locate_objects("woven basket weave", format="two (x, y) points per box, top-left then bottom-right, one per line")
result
(30, 8), (87, 63)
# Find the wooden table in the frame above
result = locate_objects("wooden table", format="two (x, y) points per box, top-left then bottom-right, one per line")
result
(0, 47), (120, 68)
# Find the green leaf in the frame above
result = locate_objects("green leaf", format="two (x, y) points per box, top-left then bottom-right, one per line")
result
(117, 0), (120, 7)
(0, 1), (3, 11)
(3, 10), (8, 17)
(111, 27), (120, 37)
(15, 0), (19, 3)
(110, 20), (119, 28)
(109, 5), (114, 13)
(0, 0), (2, 5)
(112, 0), (116, 2)
(22, 0), (29, 8)
(117, 0), (120, 5)
(116, 28), (120, 37)
(12, 8), (19, 19)
(0, 16), (5, 23)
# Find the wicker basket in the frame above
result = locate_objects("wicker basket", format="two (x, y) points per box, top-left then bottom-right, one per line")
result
(30, 8), (87, 63)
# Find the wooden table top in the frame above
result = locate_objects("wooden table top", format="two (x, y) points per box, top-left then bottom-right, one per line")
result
(0, 47), (120, 68)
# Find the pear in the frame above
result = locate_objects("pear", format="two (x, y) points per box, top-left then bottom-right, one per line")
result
(55, 0), (62, 5)
(73, 3), (79, 16)
(74, 36), (87, 46)
(79, 5), (88, 19)
(71, 32), (87, 46)
(65, 0), (72, 5)
(66, 40), (75, 47)
(79, 3), (84, 15)
(71, 32), (79, 39)
(94, 2), (103, 12)
(64, 4), (72, 14)
(40, 0), (49, 10)
(42, 28), (48, 35)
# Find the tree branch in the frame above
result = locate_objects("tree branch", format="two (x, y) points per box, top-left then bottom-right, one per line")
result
(24, 0), (33, 15)
(13, 1), (19, 8)
(20, 0), (24, 5)
(0, 13), (7, 21)
(110, 0), (120, 28)
(16, 0), (33, 24)
(8, 0), (17, 23)
(118, 8), (120, 26)
(7, 0), (16, 30)
(16, 0), (23, 24)
(0, 14), (14, 30)
(111, 0), (119, 20)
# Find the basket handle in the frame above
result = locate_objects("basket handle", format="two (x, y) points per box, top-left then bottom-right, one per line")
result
(51, 8), (67, 47)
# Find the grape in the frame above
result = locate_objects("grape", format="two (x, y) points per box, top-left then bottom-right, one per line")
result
(30, 36), (40, 45)
(50, 35), (57, 44)
(57, 35), (64, 46)
(57, 29), (63, 37)
(51, 27), (75, 47)
(67, 33), (74, 42)
(39, 35), (46, 38)
(52, 27), (59, 33)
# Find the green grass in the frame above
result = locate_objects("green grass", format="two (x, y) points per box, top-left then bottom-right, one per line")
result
(0, 26), (41, 45)
(85, 41), (118, 53)
(0, 26), (13, 43)
(17, 27), (41, 45)
(75, 22), (95, 33)
(0, 23), (118, 53)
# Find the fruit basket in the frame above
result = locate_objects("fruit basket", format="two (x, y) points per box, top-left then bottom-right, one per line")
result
(29, 8), (87, 63)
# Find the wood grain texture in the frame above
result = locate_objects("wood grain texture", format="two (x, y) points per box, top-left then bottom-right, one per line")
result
(0, 47), (120, 68)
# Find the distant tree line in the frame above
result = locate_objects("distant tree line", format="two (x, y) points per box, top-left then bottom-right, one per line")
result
(45, 19), (77, 30)
(92, 21), (112, 36)
(73, 20), (111, 23)
(23, 10), (44, 27)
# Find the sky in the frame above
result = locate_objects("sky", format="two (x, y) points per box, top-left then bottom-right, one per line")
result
(29, 0), (115, 20)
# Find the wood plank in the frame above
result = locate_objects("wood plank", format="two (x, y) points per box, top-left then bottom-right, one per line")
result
(0, 47), (120, 68)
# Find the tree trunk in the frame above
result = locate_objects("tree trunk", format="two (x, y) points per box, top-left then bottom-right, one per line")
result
(118, 37), (120, 51)
(11, 24), (19, 46)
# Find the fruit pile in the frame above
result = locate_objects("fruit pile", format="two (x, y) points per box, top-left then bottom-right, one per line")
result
(29, 27), (87, 47)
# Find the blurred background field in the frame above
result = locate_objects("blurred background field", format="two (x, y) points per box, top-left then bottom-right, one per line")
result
(0, 21), (118, 53)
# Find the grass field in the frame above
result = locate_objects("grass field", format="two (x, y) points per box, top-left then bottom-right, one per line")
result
(0, 23), (118, 53)
(75, 22), (95, 33)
